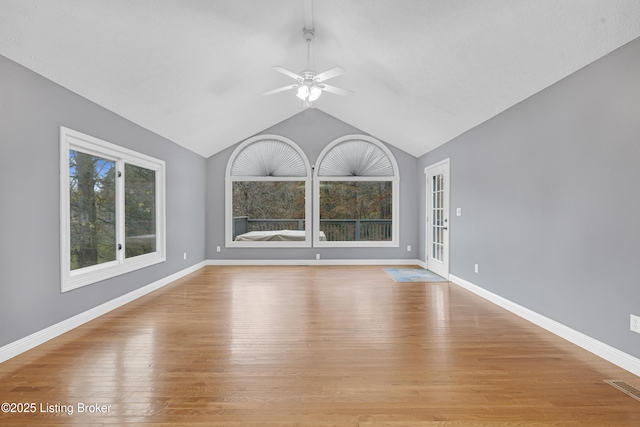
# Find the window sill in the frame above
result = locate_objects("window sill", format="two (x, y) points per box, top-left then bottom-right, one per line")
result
(312, 240), (399, 248)
(62, 253), (165, 292)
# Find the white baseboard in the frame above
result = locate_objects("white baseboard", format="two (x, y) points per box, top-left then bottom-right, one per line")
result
(207, 258), (423, 266)
(449, 273), (640, 377)
(0, 261), (207, 364)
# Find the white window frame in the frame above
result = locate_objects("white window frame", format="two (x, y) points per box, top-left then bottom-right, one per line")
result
(60, 127), (166, 292)
(313, 135), (400, 248)
(225, 135), (312, 248)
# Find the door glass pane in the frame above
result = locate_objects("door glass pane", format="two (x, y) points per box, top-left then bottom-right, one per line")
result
(69, 150), (116, 270)
(125, 164), (156, 258)
(431, 173), (444, 262)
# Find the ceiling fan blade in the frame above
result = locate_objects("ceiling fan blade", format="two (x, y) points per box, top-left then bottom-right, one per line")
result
(315, 66), (345, 82)
(320, 84), (354, 97)
(272, 66), (302, 81)
(262, 84), (299, 96)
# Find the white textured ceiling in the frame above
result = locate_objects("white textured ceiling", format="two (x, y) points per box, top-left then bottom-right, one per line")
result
(1, 1), (639, 158)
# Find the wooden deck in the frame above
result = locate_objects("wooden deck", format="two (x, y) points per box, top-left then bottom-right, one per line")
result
(1, 265), (639, 426)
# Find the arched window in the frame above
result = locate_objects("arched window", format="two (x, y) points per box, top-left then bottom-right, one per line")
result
(314, 135), (399, 247)
(225, 135), (312, 247)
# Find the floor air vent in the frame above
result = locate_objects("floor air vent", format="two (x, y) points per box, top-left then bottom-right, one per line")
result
(605, 380), (640, 402)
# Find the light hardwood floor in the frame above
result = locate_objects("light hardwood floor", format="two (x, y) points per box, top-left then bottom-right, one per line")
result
(1, 265), (639, 426)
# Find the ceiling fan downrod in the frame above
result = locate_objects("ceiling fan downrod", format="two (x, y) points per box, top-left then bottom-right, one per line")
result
(297, 29), (321, 107)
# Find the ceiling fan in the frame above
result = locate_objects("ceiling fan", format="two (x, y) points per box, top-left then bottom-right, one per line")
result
(262, 28), (354, 108)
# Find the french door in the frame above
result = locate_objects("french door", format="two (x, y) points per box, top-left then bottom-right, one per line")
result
(425, 159), (450, 278)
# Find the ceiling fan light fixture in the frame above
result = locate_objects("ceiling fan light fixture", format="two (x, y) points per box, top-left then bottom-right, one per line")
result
(296, 85), (309, 100)
(309, 85), (322, 101)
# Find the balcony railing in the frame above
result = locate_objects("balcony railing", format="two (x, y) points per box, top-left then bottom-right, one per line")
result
(233, 217), (392, 241)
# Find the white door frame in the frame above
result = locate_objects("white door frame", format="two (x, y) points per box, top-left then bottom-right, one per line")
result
(424, 158), (450, 278)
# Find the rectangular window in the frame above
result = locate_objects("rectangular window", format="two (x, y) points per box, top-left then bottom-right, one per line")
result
(318, 181), (392, 242)
(125, 163), (157, 258)
(60, 127), (166, 292)
(231, 181), (307, 241)
(69, 150), (117, 270)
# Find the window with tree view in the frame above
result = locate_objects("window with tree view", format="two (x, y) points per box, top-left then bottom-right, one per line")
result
(314, 136), (399, 247)
(318, 181), (392, 241)
(232, 181), (306, 238)
(61, 127), (165, 292)
(226, 136), (311, 247)
(69, 150), (117, 270)
(125, 163), (156, 258)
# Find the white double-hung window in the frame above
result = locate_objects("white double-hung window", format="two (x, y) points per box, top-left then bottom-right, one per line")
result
(60, 127), (166, 292)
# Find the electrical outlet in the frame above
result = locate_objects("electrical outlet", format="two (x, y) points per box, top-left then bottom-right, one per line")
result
(631, 314), (640, 334)
(316, 254), (321, 260)
(407, 245), (412, 252)
(183, 252), (187, 260)
(216, 246), (221, 252)
(474, 264), (478, 273)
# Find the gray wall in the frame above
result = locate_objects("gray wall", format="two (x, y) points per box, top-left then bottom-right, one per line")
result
(205, 108), (419, 261)
(0, 55), (207, 347)
(417, 38), (640, 359)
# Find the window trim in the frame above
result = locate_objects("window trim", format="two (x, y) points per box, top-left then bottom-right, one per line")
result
(313, 135), (400, 248)
(225, 135), (312, 248)
(60, 127), (166, 292)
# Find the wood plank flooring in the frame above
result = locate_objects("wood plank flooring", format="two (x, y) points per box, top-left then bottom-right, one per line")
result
(1, 265), (639, 426)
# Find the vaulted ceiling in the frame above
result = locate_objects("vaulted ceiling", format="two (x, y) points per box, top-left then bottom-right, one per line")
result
(1, 1), (639, 158)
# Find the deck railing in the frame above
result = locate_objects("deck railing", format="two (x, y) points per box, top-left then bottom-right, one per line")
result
(319, 219), (392, 241)
(233, 217), (392, 241)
